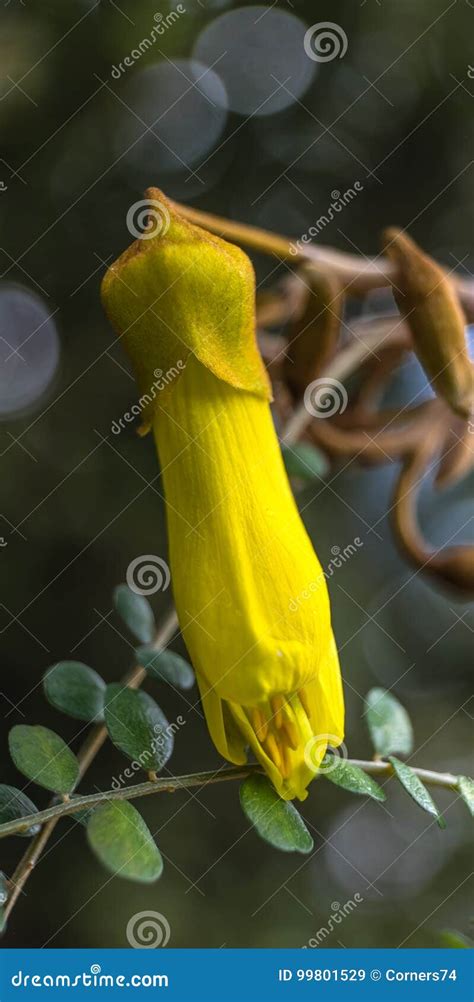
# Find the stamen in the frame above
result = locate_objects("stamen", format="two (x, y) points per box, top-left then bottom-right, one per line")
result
(271, 694), (284, 729)
(282, 718), (299, 751)
(298, 688), (311, 720)
(264, 732), (282, 770)
(280, 742), (292, 779)
(251, 707), (267, 742)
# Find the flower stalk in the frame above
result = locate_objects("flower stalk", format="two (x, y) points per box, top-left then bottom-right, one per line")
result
(0, 760), (460, 841)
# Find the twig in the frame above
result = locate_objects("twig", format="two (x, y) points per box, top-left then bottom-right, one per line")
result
(172, 198), (474, 314)
(3, 607), (179, 920)
(281, 326), (396, 445)
(0, 759), (460, 840)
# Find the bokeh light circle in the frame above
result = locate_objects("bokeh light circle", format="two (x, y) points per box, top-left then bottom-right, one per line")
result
(0, 284), (60, 419)
(193, 6), (316, 117)
(116, 60), (228, 176)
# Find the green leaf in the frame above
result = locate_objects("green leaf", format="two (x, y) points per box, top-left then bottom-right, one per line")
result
(0, 872), (9, 906)
(281, 442), (329, 481)
(323, 757), (386, 802)
(239, 774), (313, 853)
(365, 688), (414, 758)
(0, 784), (41, 837)
(113, 584), (155, 644)
(135, 646), (194, 690)
(389, 756), (445, 828)
(104, 684), (173, 772)
(43, 661), (106, 722)
(87, 800), (163, 883)
(0, 909), (6, 935)
(8, 725), (79, 795)
(439, 929), (472, 949)
(457, 776), (474, 816)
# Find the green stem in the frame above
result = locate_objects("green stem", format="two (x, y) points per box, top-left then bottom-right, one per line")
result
(1, 759), (459, 839)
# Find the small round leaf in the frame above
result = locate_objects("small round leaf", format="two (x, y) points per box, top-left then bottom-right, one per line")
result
(281, 442), (329, 480)
(457, 775), (474, 817)
(87, 800), (163, 883)
(113, 584), (155, 644)
(0, 872), (8, 906)
(135, 647), (194, 690)
(0, 784), (41, 837)
(439, 929), (472, 949)
(389, 756), (445, 828)
(323, 757), (386, 802)
(240, 774), (313, 854)
(104, 684), (173, 772)
(8, 725), (79, 795)
(43, 661), (106, 722)
(386, 757), (444, 829)
(365, 688), (414, 758)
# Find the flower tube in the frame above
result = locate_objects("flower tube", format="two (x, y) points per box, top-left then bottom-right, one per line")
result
(102, 190), (344, 800)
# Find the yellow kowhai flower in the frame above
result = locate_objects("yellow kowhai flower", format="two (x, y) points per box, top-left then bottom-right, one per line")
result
(102, 189), (344, 801)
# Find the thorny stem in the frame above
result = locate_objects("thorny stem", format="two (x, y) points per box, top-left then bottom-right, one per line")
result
(0, 760), (461, 840)
(3, 607), (179, 921)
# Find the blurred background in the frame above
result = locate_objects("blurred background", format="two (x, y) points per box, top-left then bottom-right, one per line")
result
(0, 0), (473, 949)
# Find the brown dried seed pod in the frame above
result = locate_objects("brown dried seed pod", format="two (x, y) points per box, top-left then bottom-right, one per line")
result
(392, 428), (474, 597)
(435, 416), (474, 489)
(283, 266), (342, 399)
(384, 228), (474, 419)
